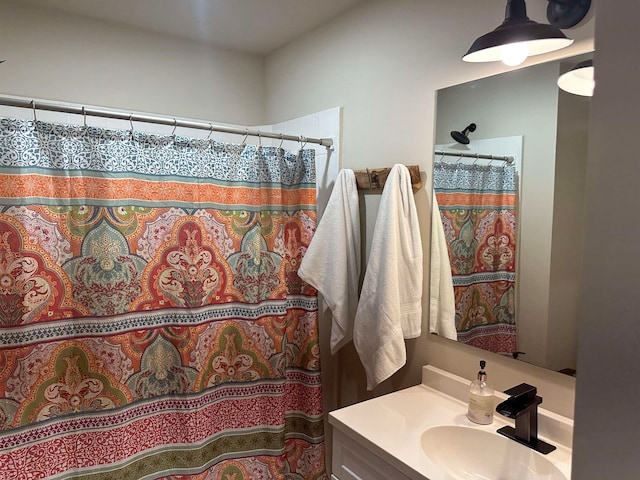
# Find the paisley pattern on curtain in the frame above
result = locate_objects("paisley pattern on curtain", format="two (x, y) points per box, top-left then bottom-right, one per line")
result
(434, 161), (518, 354)
(0, 119), (327, 479)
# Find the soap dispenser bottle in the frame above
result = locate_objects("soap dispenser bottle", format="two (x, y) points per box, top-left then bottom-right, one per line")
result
(467, 360), (494, 425)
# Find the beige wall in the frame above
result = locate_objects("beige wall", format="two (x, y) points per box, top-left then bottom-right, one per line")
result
(0, 1), (265, 125)
(572, 0), (640, 476)
(265, 0), (594, 419)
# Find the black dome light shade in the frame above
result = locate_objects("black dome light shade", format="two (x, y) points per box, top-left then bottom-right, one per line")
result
(557, 59), (594, 96)
(463, 0), (583, 66)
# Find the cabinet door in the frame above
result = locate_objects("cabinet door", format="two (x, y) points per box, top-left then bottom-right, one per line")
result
(332, 429), (414, 480)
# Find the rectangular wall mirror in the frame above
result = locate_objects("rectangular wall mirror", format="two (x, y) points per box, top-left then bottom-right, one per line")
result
(430, 53), (592, 374)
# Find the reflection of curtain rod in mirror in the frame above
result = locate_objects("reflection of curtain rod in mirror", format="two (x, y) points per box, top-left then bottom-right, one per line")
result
(435, 150), (514, 164)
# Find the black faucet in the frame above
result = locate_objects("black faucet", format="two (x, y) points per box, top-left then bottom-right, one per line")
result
(495, 383), (556, 454)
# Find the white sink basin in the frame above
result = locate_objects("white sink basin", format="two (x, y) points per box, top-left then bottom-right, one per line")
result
(421, 425), (567, 480)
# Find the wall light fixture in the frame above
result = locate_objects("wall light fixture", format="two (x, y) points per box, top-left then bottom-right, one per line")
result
(557, 59), (594, 96)
(463, 0), (591, 67)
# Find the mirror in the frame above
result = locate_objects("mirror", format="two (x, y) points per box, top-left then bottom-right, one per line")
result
(431, 53), (592, 374)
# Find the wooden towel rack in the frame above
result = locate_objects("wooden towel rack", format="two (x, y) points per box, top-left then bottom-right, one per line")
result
(353, 165), (422, 190)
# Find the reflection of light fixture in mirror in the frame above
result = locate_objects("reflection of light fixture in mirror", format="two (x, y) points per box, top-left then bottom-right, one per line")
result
(557, 59), (594, 96)
(450, 123), (477, 144)
(463, 0), (591, 66)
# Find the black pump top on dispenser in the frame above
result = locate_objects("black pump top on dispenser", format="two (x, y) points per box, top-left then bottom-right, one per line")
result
(478, 360), (487, 381)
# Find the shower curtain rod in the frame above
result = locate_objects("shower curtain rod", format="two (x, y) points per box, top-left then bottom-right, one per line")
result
(435, 149), (514, 164)
(0, 95), (334, 148)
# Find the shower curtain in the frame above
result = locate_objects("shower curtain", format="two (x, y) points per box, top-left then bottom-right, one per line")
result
(0, 118), (327, 479)
(434, 160), (518, 354)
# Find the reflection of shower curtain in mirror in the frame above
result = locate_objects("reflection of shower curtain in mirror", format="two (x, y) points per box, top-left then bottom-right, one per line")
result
(434, 161), (517, 354)
(0, 119), (327, 479)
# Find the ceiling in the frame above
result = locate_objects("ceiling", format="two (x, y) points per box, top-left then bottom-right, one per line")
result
(11, 0), (366, 55)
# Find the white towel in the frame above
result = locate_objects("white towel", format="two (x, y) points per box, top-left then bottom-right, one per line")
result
(353, 164), (422, 390)
(429, 194), (458, 340)
(298, 169), (361, 355)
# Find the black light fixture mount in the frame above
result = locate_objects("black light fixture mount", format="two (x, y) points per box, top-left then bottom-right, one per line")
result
(547, 0), (592, 29)
(463, 0), (591, 66)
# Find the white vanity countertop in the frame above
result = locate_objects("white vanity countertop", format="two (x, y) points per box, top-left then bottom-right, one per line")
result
(328, 366), (573, 480)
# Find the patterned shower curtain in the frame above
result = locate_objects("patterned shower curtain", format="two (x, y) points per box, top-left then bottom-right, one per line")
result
(0, 118), (327, 479)
(433, 160), (518, 354)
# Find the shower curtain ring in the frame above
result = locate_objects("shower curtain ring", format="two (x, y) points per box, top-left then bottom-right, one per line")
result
(82, 106), (87, 127)
(171, 118), (177, 136)
(279, 134), (284, 149)
(129, 114), (135, 134)
(31, 100), (37, 122)
(366, 168), (373, 189)
(299, 135), (307, 149)
(242, 129), (249, 145)
(207, 123), (214, 140)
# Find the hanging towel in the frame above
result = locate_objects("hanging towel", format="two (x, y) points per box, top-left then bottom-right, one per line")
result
(353, 164), (422, 390)
(429, 194), (458, 340)
(299, 169), (361, 355)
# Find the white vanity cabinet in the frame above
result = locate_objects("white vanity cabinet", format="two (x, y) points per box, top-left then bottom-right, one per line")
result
(331, 428), (414, 480)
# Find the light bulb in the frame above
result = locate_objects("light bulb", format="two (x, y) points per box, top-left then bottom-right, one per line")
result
(500, 42), (529, 67)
